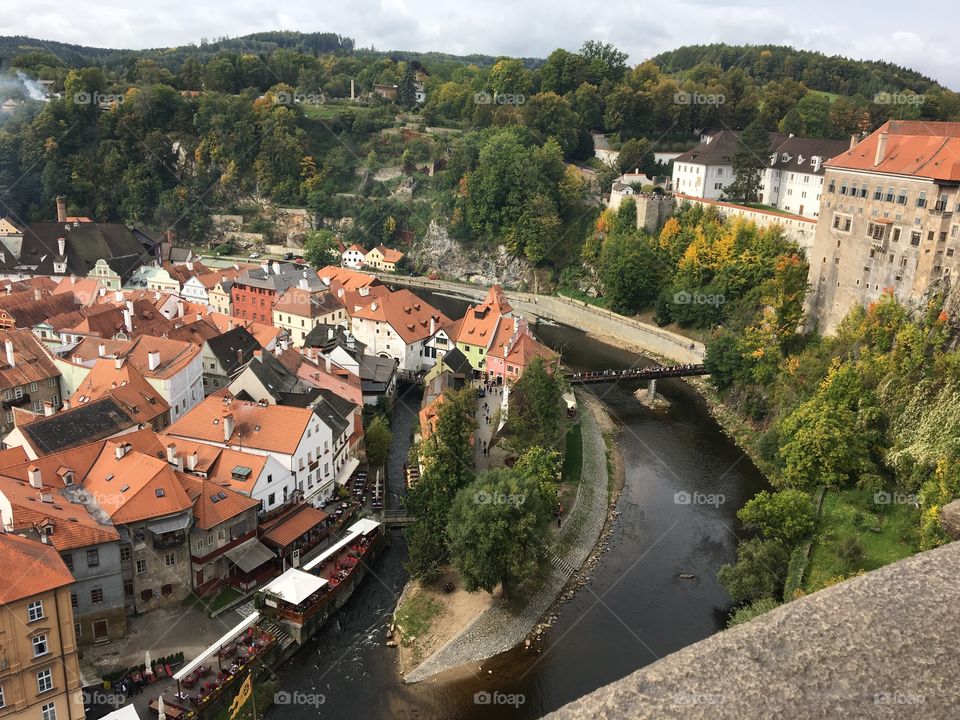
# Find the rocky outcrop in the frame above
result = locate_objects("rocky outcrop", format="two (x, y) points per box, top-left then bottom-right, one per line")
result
(409, 221), (533, 288)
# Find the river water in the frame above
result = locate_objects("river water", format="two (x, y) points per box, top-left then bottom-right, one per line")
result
(267, 292), (768, 720)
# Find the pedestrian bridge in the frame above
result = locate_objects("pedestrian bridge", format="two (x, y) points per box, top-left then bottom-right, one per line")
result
(383, 510), (416, 527)
(565, 364), (708, 384)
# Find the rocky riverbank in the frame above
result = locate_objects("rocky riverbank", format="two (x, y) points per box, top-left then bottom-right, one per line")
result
(400, 391), (616, 684)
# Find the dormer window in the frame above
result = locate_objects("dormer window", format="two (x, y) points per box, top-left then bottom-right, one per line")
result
(54, 263), (67, 274)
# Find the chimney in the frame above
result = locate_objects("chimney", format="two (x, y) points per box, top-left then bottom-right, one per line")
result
(62, 398), (71, 411)
(4, 339), (14, 367)
(166, 442), (178, 463)
(323, 355), (332, 373)
(114, 291), (123, 303)
(115, 444), (126, 460)
(57, 237), (65, 256)
(253, 350), (263, 362)
(122, 308), (133, 333)
(327, 327), (334, 340)
(298, 278), (309, 290)
(147, 350), (161, 371)
(186, 260), (194, 271)
(875, 131), (889, 166)
(430, 317), (436, 335)
(177, 300), (184, 318)
(28, 466), (41, 488)
(56, 196), (66, 223)
(34, 287), (42, 301)
(187, 451), (197, 472)
(849, 133), (859, 150)
(43, 401), (54, 417)
(261, 263), (269, 275)
(98, 343), (106, 357)
(272, 261), (281, 275)
(115, 356), (124, 370)
(223, 412), (235, 442)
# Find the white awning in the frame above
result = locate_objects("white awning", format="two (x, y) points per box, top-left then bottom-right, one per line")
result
(223, 538), (275, 573)
(100, 707), (142, 720)
(262, 568), (328, 606)
(302, 517), (381, 572)
(147, 514), (192, 534)
(173, 612), (260, 681)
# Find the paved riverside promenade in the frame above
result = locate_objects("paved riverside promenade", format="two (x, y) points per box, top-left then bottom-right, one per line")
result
(405, 390), (609, 683)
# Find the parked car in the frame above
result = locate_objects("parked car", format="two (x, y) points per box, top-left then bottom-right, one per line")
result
(283, 252), (294, 260)
(295, 257), (306, 264)
(249, 252), (261, 259)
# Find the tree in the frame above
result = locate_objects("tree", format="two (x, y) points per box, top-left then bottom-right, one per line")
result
(447, 468), (551, 599)
(506, 358), (563, 453)
(303, 229), (338, 267)
(521, 93), (579, 157)
(737, 490), (814, 546)
(723, 118), (770, 204)
(727, 597), (780, 627)
(579, 40), (628, 84)
(717, 538), (788, 605)
(598, 233), (665, 313)
(364, 416), (393, 470)
(616, 137), (656, 177)
(704, 332), (748, 391)
(398, 65), (417, 110)
(513, 446), (561, 506)
(512, 193), (560, 263)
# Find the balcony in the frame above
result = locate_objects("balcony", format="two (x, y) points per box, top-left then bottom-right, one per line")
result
(930, 200), (952, 216)
(152, 531), (186, 550)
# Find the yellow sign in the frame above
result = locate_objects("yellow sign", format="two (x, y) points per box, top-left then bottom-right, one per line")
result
(228, 675), (252, 720)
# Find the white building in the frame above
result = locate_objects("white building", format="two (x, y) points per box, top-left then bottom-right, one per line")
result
(341, 244), (367, 270)
(672, 131), (848, 219)
(348, 289), (450, 372)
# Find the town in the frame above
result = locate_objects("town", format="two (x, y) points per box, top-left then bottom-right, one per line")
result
(2, 22), (960, 720)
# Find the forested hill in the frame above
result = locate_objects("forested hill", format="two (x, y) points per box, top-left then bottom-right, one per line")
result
(652, 44), (945, 96)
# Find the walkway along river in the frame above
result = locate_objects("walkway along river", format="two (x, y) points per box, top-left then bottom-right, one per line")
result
(264, 292), (768, 720)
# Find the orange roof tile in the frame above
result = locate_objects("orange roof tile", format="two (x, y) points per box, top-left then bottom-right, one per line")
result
(0, 475), (119, 550)
(165, 396), (314, 455)
(176, 472), (259, 530)
(485, 317), (519, 360)
(261, 504), (328, 548)
(350, 288), (450, 344)
(505, 333), (558, 368)
(0, 329), (60, 388)
(828, 120), (960, 181)
(71, 358), (170, 426)
(316, 266), (379, 291)
(0, 533), (74, 603)
(124, 335), (201, 380)
(371, 244), (404, 263)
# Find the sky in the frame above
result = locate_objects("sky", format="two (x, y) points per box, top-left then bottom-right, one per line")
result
(2, 0), (957, 89)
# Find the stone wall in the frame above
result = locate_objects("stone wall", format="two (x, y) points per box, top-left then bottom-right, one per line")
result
(675, 194), (817, 253)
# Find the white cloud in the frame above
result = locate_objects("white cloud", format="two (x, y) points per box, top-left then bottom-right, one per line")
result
(0, 0), (954, 87)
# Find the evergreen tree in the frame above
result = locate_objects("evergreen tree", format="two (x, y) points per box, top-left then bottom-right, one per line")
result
(723, 119), (771, 204)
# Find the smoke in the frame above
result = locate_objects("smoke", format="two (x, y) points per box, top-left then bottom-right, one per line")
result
(15, 71), (48, 102)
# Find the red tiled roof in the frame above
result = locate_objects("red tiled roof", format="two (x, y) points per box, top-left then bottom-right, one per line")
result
(827, 121), (960, 181)
(176, 472), (259, 530)
(0, 533), (74, 603)
(350, 288), (449, 344)
(0, 329), (60, 389)
(261, 504), (328, 549)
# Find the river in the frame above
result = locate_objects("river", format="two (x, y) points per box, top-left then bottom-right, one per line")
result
(266, 291), (768, 720)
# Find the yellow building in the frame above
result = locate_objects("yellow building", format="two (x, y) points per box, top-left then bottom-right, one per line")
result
(0, 533), (84, 720)
(363, 245), (404, 273)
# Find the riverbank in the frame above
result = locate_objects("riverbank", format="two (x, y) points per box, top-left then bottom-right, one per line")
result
(401, 390), (614, 684)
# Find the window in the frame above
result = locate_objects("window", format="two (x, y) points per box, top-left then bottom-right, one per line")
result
(886, 187), (895, 202)
(71, 593), (78, 608)
(32, 634), (48, 657)
(91, 588), (103, 603)
(827, 180), (835, 193)
(874, 186), (882, 200)
(897, 189), (907, 205)
(911, 232), (922, 246)
(133, 528), (145, 543)
(33, 400), (42, 413)
(62, 553), (73, 571)
(917, 191), (927, 208)
(839, 181), (847, 195)
(120, 546), (131, 563)
(892, 228), (901, 243)
(136, 559), (147, 574)
(37, 669), (53, 693)
(86, 549), (100, 567)
(0, 684), (4, 709)
(268, 493), (276, 506)
(30, 381), (38, 392)
(195, 539), (203, 551)
(165, 553), (176, 567)
(41, 702), (56, 720)
(28, 600), (43, 622)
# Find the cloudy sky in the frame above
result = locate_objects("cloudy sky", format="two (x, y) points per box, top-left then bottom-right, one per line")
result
(2, 0), (956, 88)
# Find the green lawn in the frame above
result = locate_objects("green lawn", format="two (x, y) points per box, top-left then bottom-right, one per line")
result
(804, 489), (919, 593)
(562, 422), (583, 485)
(181, 586), (245, 615)
(394, 593), (442, 646)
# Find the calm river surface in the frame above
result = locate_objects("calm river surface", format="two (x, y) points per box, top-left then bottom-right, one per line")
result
(267, 291), (768, 720)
